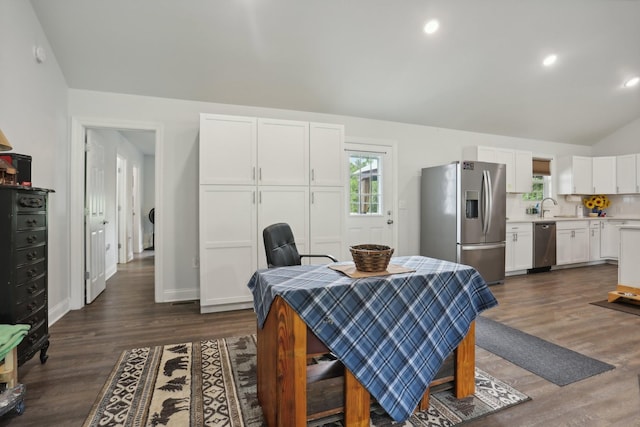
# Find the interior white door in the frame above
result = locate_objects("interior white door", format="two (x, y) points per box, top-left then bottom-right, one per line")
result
(345, 142), (394, 250)
(85, 129), (107, 303)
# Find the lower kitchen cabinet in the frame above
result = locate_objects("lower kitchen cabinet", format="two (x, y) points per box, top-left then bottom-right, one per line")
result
(506, 222), (532, 272)
(589, 220), (601, 261)
(556, 221), (589, 265)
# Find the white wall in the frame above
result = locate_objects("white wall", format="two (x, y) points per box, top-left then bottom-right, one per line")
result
(142, 155), (155, 248)
(592, 117), (640, 156)
(1, 0), (70, 324)
(68, 89), (595, 301)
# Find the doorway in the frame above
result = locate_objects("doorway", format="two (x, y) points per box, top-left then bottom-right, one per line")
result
(70, 117), (164, 310)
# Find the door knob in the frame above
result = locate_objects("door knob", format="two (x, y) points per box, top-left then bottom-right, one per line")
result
(102, 220), (109, 225)
(387, 219), (394, 224)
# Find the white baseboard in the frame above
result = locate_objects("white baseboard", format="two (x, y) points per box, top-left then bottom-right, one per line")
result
(49, 298), (70, 327)
(161, 288), (199, 303)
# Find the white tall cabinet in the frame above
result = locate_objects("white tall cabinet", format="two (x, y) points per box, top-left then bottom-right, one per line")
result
(199, 114), (345, 313)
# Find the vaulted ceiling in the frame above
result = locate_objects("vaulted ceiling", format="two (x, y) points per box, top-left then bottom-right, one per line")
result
(31, 0), (640, 145)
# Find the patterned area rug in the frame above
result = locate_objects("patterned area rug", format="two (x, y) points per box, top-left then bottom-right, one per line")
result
(84, 335), (530, 427)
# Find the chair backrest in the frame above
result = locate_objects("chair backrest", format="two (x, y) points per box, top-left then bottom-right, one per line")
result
(263, 223), (302, 267)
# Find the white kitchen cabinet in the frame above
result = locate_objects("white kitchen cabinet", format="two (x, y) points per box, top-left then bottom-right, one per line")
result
(199, 114), (257, 185)
(462, 146), (532, 193)
(592, 156), (616, 194)
(257, 118), (309, 186)
(506, 222), (533, 272)
(557, 155), (593, 195)
(310, 123), (345, 187)
(619, 226), (640, 287)
(601, 220), (640, 259)
(199, 185), (257, 310)
(257, 186), (309, 269)
(556, 221), (589, 265)
(514, 150), (533, 194)
(616, 154), (638, 194)
(589, 220), (601, 261)
(637, 154), (640, 194)
(199, 114), (345, 312)
(310, 186), (345, 263)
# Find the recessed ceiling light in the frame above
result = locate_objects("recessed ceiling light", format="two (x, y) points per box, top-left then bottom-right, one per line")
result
(542, 54), (557, 67)
(624, 76), (640, 88)
(424, 19), (440, 35)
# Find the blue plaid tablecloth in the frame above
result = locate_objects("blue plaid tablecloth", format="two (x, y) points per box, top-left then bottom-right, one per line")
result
(247, 255), (498, 422)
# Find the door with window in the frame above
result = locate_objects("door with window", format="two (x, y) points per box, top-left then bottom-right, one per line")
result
(345, 143), (394, 250)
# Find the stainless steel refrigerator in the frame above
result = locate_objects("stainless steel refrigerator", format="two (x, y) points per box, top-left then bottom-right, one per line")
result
(420, 161), (506, 284)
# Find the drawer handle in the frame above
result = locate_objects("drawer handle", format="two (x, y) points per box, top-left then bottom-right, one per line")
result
(26, 235), (38, 243)
(26, 218), (39, 226)
(27, 268), (38, 278)
(28, 333), (39, 344)
(27, 251), (39, 260)
(19, 197), (44, 208)
(28, 284), (39, 294)
(27, 302), (37, 311)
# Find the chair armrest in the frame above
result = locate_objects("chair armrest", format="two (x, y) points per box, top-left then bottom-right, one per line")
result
(300, 254), (338, 262)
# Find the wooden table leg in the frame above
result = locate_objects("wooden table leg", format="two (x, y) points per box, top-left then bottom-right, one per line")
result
(344, 368), (370, 427)
(455, 321), (475, 398)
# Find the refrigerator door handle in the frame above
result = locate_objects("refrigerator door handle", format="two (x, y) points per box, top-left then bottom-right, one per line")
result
(486, 170), (493, 234)
(461, 243), (506, 251)
(482, 170), (492, 235)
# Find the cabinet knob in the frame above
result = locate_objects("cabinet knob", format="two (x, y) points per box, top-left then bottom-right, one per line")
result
(27, 235), (38, 243)
(27, 218), (38, 226)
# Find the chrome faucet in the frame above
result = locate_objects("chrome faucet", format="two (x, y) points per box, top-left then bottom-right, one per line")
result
(540, 197), (558, 218)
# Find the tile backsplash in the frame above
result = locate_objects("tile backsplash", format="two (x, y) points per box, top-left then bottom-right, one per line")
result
(506, 193), (640, 219)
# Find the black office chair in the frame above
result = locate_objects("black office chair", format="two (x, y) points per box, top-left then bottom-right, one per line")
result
(263, 223), (338, 268)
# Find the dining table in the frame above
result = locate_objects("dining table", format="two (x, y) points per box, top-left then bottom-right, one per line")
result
(247, 255), (498, 426)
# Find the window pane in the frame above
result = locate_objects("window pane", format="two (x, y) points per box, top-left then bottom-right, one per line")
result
(349, 153), (383, 215)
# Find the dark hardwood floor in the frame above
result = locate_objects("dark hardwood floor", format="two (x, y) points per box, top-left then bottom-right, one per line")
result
(2, 256), (639, 426)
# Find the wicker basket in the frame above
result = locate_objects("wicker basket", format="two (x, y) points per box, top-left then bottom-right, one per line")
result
(349, 244), (394, 272)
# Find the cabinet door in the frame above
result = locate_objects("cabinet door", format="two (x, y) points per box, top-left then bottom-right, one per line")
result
(258, 119), (309, 186)
(505, 232), (515, 271)
(600, 221), (624, 259)
(589, 224), (601, 261)
(513, 229), (533, 270)
(310, 123), (344, 187)
(616, 154), (637, 194)
(199, 186), (257, 307)
(199, 114), (257, 185)
(592, 156), (616, 194)
(572, 228), (589, 263)
(556, 229), (573, 265)
(573, 156), (593, 194)
(310, 186), (345, 263)
(619, 227), (640, 287)
(495, 149), (515, 193)
(257, 186), (309, 269)
(637, 154), (640, 193)
(514, 150), (533, 193)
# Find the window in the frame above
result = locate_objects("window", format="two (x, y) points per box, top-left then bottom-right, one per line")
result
(522, 158), (552, 201)
(349, 153), (383, 214)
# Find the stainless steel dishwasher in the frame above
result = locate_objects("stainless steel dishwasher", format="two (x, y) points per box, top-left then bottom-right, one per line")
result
(531, 222), (556, 272)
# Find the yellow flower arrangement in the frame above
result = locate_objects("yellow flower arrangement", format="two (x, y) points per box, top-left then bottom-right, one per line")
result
(583, 195), (610, 212)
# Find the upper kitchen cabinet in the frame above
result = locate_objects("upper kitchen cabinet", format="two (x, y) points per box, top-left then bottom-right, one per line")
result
(557, 155), (592, 195)
(199, 114), (257, 185)
(198, 114), (310, 186)
(462, 146), (532, 193)
(616, 154), (639, 194)
(592, 156), (616, 194)
(257, 119), (309, 186)
(309, 123), (344, 187)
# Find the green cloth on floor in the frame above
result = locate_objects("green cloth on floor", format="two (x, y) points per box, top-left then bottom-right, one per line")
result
(0, 324), (30, 361)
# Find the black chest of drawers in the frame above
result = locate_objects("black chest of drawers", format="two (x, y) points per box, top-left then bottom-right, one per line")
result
(0, 186), (53, 366)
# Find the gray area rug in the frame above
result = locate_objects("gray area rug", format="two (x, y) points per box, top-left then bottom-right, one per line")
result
(84, 335), (530, 427)
(590, 299), (640, 316)
(476, 316), (615, 386)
